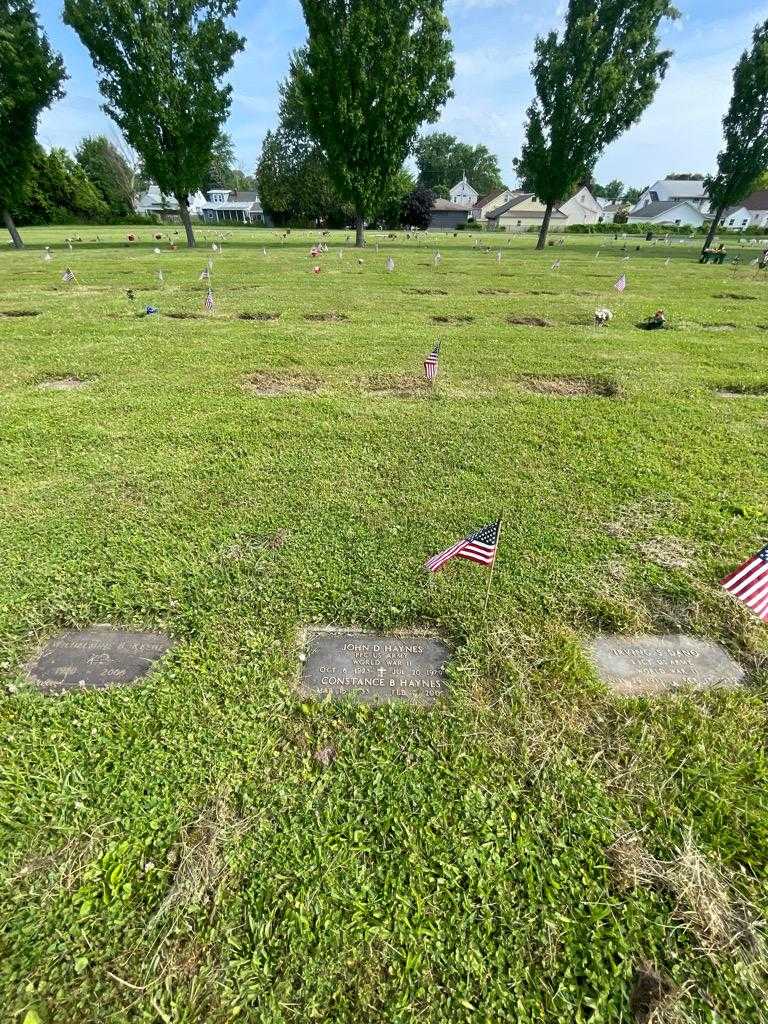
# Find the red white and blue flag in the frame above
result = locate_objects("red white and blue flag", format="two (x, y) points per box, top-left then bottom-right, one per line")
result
(614, 274), (626, 292)
(204, 288), (214, 312)
(424, 341), (440, 380)
(425, 520), (500, 573)
(720, 544), (768, 622)
(61, 267), (75, 283)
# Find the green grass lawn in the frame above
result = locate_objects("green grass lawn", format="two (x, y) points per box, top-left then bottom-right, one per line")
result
(1, 224), (767, 1023)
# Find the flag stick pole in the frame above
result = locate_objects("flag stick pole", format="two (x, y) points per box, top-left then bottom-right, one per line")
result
(483, 517), (502, 618)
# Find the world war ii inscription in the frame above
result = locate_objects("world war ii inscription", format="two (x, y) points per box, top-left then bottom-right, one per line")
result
(300, 628), (449, 705)
(590, 634), (745, 696)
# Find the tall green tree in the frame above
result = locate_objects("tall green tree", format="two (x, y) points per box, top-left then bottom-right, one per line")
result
(593, 178), (624, 200)
(514, 0), (678, 249)
(0, 0), (66, 247)
(63, 0), (244, 247)
(414, 132), (504, 198)
(293, 0), (454, 246)
(75, 135), (135, 217)
(701, 19), (768, 252)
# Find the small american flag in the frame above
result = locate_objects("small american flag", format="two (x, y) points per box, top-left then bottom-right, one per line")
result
(614, 274), (626, 292)
(157, 269), (164, 283)
(720, 544), (768, 621)
(425, 519), (500, 573)
(204, 288), (214, 311)
(424, 341), (440, 380)
(61, 267), (75, 283)
(199, 267), (210, 281)
(386, 256), (394, 272)
(551, 259), (561, 271)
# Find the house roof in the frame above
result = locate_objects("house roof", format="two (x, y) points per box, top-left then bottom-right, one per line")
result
(628, 200), (701, 219)
(473, 187), (508, 209)
(431, 198), (472, 212)
(486, 194), (566, 220)
(742, 189), (768, 211)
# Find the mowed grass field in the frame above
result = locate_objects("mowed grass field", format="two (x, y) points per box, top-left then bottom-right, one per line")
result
(1, 224), (768, 1023)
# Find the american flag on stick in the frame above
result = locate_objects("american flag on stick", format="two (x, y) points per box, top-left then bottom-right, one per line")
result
(204, 288), (214, 312)
(199, 267), (210, 281)
(614, 274), (627, 292)
(61, 267), (76, 283)
(551, 259), (561, 271)
(424, 341), (440, 381)
(720, 544), (768, 621)
(425, 519), (501, 573)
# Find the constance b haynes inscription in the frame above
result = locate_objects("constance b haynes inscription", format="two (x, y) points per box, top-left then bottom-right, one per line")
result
(26, 626), (174, 694)
(300, 628), (449, 705)
(590, 634), (744, 696)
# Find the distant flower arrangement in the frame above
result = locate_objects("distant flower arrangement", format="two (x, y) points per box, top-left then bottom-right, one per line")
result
(594, 308), (613, 326)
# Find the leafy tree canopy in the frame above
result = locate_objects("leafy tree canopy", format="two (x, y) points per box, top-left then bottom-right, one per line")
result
(75, 135), (135, 216)
(514, 0), (678, 248)
(293, 0), (454, 244)
(63, 0), (244, 246)
(414, 132), (504, 198)
(0, 0), (66, 245)
(401, 185), (436, 229)
(592, 179), (625, 200)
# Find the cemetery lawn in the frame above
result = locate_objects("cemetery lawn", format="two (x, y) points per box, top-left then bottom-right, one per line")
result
(2, 225), (768, 1024)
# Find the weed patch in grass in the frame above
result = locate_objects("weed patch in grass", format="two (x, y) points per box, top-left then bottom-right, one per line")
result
(506, 315), (552, 327)
(243, 371), (321, 396)
(714, 383), (768, 397)
(520, 374), (620, 397)
(303, 311), (349, 322)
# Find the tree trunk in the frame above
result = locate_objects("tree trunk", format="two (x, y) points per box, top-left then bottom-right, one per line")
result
(535, 202), (554, 250)
(2, 208), (23, 249)
(355, 213), (365, 248)
(177, 195), (196, 248)
(701, 205), (724, 255)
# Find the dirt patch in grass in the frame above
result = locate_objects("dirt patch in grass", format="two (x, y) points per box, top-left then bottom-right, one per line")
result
(713, 292), (757, 301)
(520, 374), (620, 398)
(238, 312), (280, 321)
(402, 287), (448, 296)
(609, 832), (764, 960)
(528, 289), (557, 296)
(478, 288), (511, 295)
(431, 314), (474, 324)
(243, 371), (321, 397)
(0, 309), (41, 318)
(164, 311), (203, 320)
(629, 962), (679, 1024)
(303, 311), (349, 322)
(700, 323), (738, 332)
(36, 376), (91, 391)
(714, 383), (768, 397)
(506, 315), (552, 327)
(364, 373), (432, 398)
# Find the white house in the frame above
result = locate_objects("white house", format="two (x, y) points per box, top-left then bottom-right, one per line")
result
(631, 177), (710, 215)
(472, 187), (515, 222)
(485, 192), (568, 232)
(134, 184), (206, 220)
(559, 186), (602, 225)
(720, 190), (768, 231)
(449, 174), (479, 207)
(626, 200), (707, 227)
(198, 188), (265, 224)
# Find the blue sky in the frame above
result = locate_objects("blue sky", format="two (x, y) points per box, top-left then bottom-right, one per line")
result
(36, 0), (768, 191)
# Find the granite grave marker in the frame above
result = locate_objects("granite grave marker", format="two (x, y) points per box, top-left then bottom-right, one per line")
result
(590, 634), (744, 696)
(299, 628), (449, 705)
(26, 625), (174, 694)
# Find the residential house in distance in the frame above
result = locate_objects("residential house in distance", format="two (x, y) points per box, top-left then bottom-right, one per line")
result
(448, 174), (479, 207)
(428, 198), (472, 230)
(597, 200), (629, 222)
(198, 188), (266, 224)
(485, 192), (568, 232)
(630, 177), (711, 216)
(471, 187), (515, 223)
(626, 200), (707, 227)
(558, 185), (602, 225)
(719, 190), (768, 231)
(135, 184), (207, 222)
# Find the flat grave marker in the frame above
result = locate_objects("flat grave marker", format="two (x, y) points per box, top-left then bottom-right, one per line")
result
(26, 625), (173, 694)
(299, 628), (449, 705)
(589, 634), (744, 697)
